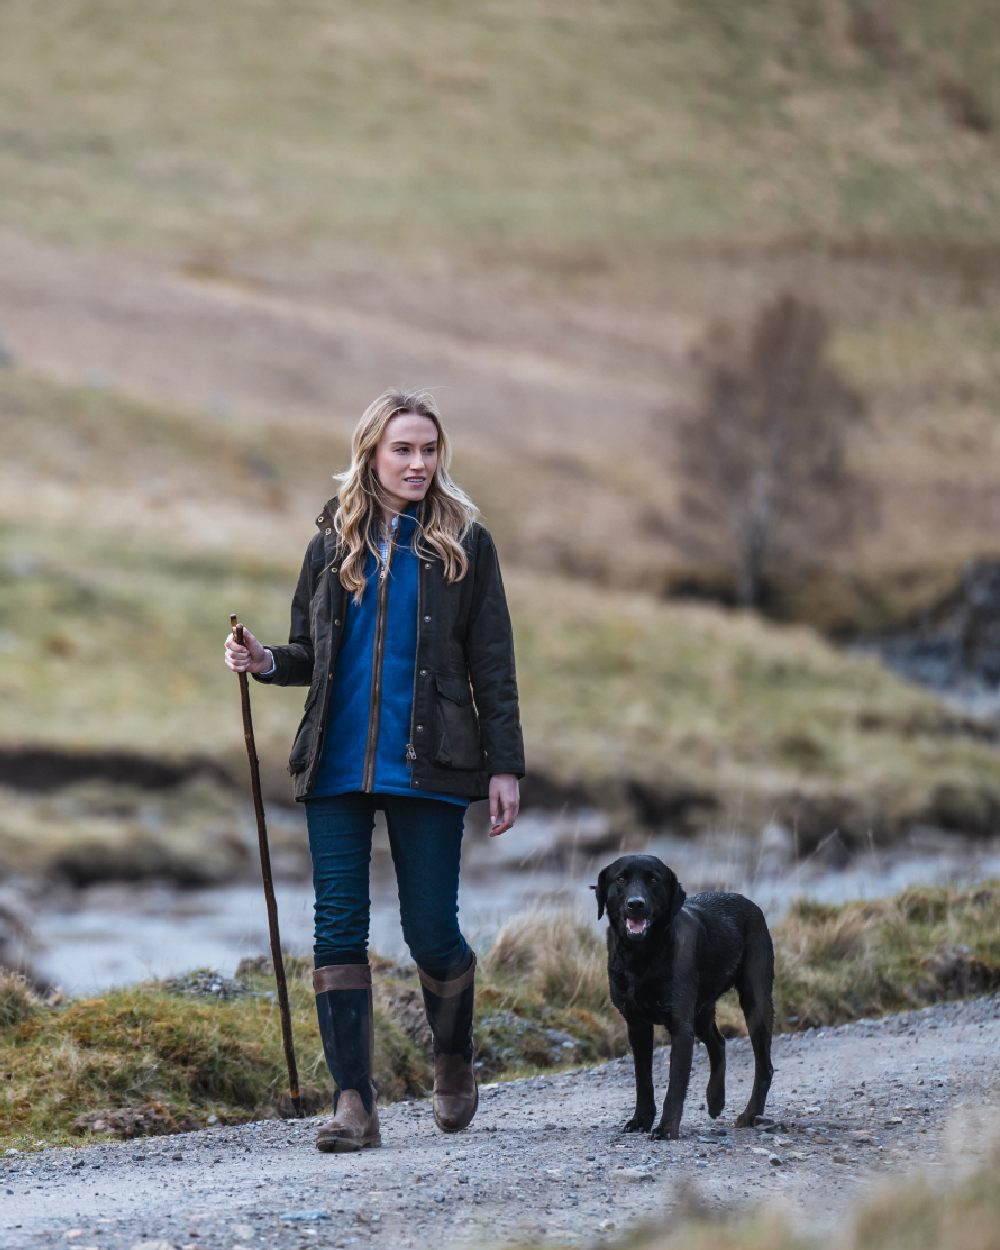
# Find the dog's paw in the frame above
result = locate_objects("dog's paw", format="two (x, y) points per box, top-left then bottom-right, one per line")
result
(650, 1122), (680, 1141)
(621, 1114), (654, 1134)
(706, 1086), (725, 1119)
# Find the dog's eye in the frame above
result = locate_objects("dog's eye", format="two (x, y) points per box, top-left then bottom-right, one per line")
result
(616, 876), (626, 886)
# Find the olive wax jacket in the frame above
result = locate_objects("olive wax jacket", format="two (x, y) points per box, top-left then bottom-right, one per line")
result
(255, 498), (525, 802)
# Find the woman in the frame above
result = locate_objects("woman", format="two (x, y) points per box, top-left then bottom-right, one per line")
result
(224, 389), (524, 1154)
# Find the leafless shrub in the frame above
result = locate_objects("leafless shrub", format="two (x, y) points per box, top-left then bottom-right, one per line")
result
(936, 74), (994, 134)
(677, 292), (874, 609)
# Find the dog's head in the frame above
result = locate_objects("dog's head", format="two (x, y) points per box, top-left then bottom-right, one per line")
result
(593, 854), (686, 943)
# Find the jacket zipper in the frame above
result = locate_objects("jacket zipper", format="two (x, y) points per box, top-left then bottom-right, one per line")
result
(405, 555), (424, 770)
(362, 529), (394, 791)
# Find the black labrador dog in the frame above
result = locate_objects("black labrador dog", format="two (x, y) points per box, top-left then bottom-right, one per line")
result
(595, 853), (774, 1140)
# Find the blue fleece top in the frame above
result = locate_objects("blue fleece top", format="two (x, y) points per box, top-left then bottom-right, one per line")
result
(310, 510), (468, 807)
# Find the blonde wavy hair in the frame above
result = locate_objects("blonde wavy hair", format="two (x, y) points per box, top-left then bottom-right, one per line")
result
(333, 389), (478, 602)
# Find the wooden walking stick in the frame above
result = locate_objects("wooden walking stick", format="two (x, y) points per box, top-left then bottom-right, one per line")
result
(231, 614), (301, 1116)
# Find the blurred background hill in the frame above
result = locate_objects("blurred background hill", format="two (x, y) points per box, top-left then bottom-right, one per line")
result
(1, 1), (999, 960)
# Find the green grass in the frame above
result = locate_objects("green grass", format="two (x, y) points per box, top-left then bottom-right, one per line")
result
(1, 883), (997, 1151)
(0, 358), (997, 871)
(511, 573), (1000, 842)
(0, 1), (999, 625)
(3, 508), (999, 878)
(2, 390), (998, 879)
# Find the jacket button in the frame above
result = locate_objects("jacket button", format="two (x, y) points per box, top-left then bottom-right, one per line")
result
(416, 724), (424, 733)
(423, 615), (431, 623)
(425, 562), (431, 569)
(328, 673), (334, 680)
(419, 669), (427, 677)
(413, 780), (421, 788)
(334, 619), (341, 627)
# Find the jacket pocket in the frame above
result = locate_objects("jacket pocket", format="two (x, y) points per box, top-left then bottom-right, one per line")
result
(287, 682), (322, 775)
(432, 673), (482, 771)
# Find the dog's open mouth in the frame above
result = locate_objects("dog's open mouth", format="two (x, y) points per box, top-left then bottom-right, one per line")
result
(625, 917), (650, 938)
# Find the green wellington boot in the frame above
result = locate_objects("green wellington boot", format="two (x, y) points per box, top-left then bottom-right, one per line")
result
(313, 963), (381, 1152)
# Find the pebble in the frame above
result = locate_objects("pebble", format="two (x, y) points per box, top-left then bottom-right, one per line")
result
(279, 1210), (331, 1223)
(616, 1168), (654, 1182)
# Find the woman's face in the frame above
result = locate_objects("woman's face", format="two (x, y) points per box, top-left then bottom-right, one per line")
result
(373, 412), (439, 514)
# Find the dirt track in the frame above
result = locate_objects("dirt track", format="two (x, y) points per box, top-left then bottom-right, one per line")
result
(2, 996), (998, 1250)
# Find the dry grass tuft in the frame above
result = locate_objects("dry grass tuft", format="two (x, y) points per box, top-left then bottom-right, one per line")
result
(485, 910), (610, 1013)
(851, 1141), (1000, 1250)
(0, 969), (45, 1028)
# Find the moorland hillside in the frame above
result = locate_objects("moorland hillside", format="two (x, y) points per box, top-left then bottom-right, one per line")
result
(1, 0), (998, 859)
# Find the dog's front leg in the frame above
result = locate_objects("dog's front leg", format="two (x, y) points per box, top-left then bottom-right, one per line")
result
(652, 1020), (693, 1140)
(622, 1016), (655, 1133)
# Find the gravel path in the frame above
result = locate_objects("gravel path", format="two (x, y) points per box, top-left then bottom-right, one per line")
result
(3, 996), (998, 1250)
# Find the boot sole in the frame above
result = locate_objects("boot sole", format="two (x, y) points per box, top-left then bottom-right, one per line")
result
(316, 1133), (382, 1153)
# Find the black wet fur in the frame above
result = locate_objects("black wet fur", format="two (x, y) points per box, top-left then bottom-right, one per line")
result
(595, 853), (774, 1140)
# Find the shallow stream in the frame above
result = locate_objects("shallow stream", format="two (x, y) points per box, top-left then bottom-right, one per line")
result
(22, 805), (1000, 997)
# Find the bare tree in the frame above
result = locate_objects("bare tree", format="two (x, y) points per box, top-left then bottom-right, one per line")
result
(677, 292), (871, 609)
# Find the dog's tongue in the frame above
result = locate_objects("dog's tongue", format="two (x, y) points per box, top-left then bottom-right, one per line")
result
(626, 917), (648, 935)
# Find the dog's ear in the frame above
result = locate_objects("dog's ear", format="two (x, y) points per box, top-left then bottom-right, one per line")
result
(594, 866), (610, 920)
(668, 869), (687, 920)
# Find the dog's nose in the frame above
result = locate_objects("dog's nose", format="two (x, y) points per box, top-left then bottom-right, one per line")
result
(625, 896), (646, 915)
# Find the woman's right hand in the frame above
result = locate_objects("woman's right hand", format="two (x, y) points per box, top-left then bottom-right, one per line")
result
(224, 626), (272, 674)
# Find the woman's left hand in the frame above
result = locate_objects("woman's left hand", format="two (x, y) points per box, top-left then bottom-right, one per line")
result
(488, 774), (520, 837)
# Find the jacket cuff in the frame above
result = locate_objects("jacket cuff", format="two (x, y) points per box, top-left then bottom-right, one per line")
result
(251, 649), (277, 683)
(486, 762), (525, 779)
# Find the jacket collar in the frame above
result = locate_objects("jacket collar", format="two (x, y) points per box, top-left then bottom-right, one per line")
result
(314, 496), (426, 533)
(315, 496), (339, 532)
